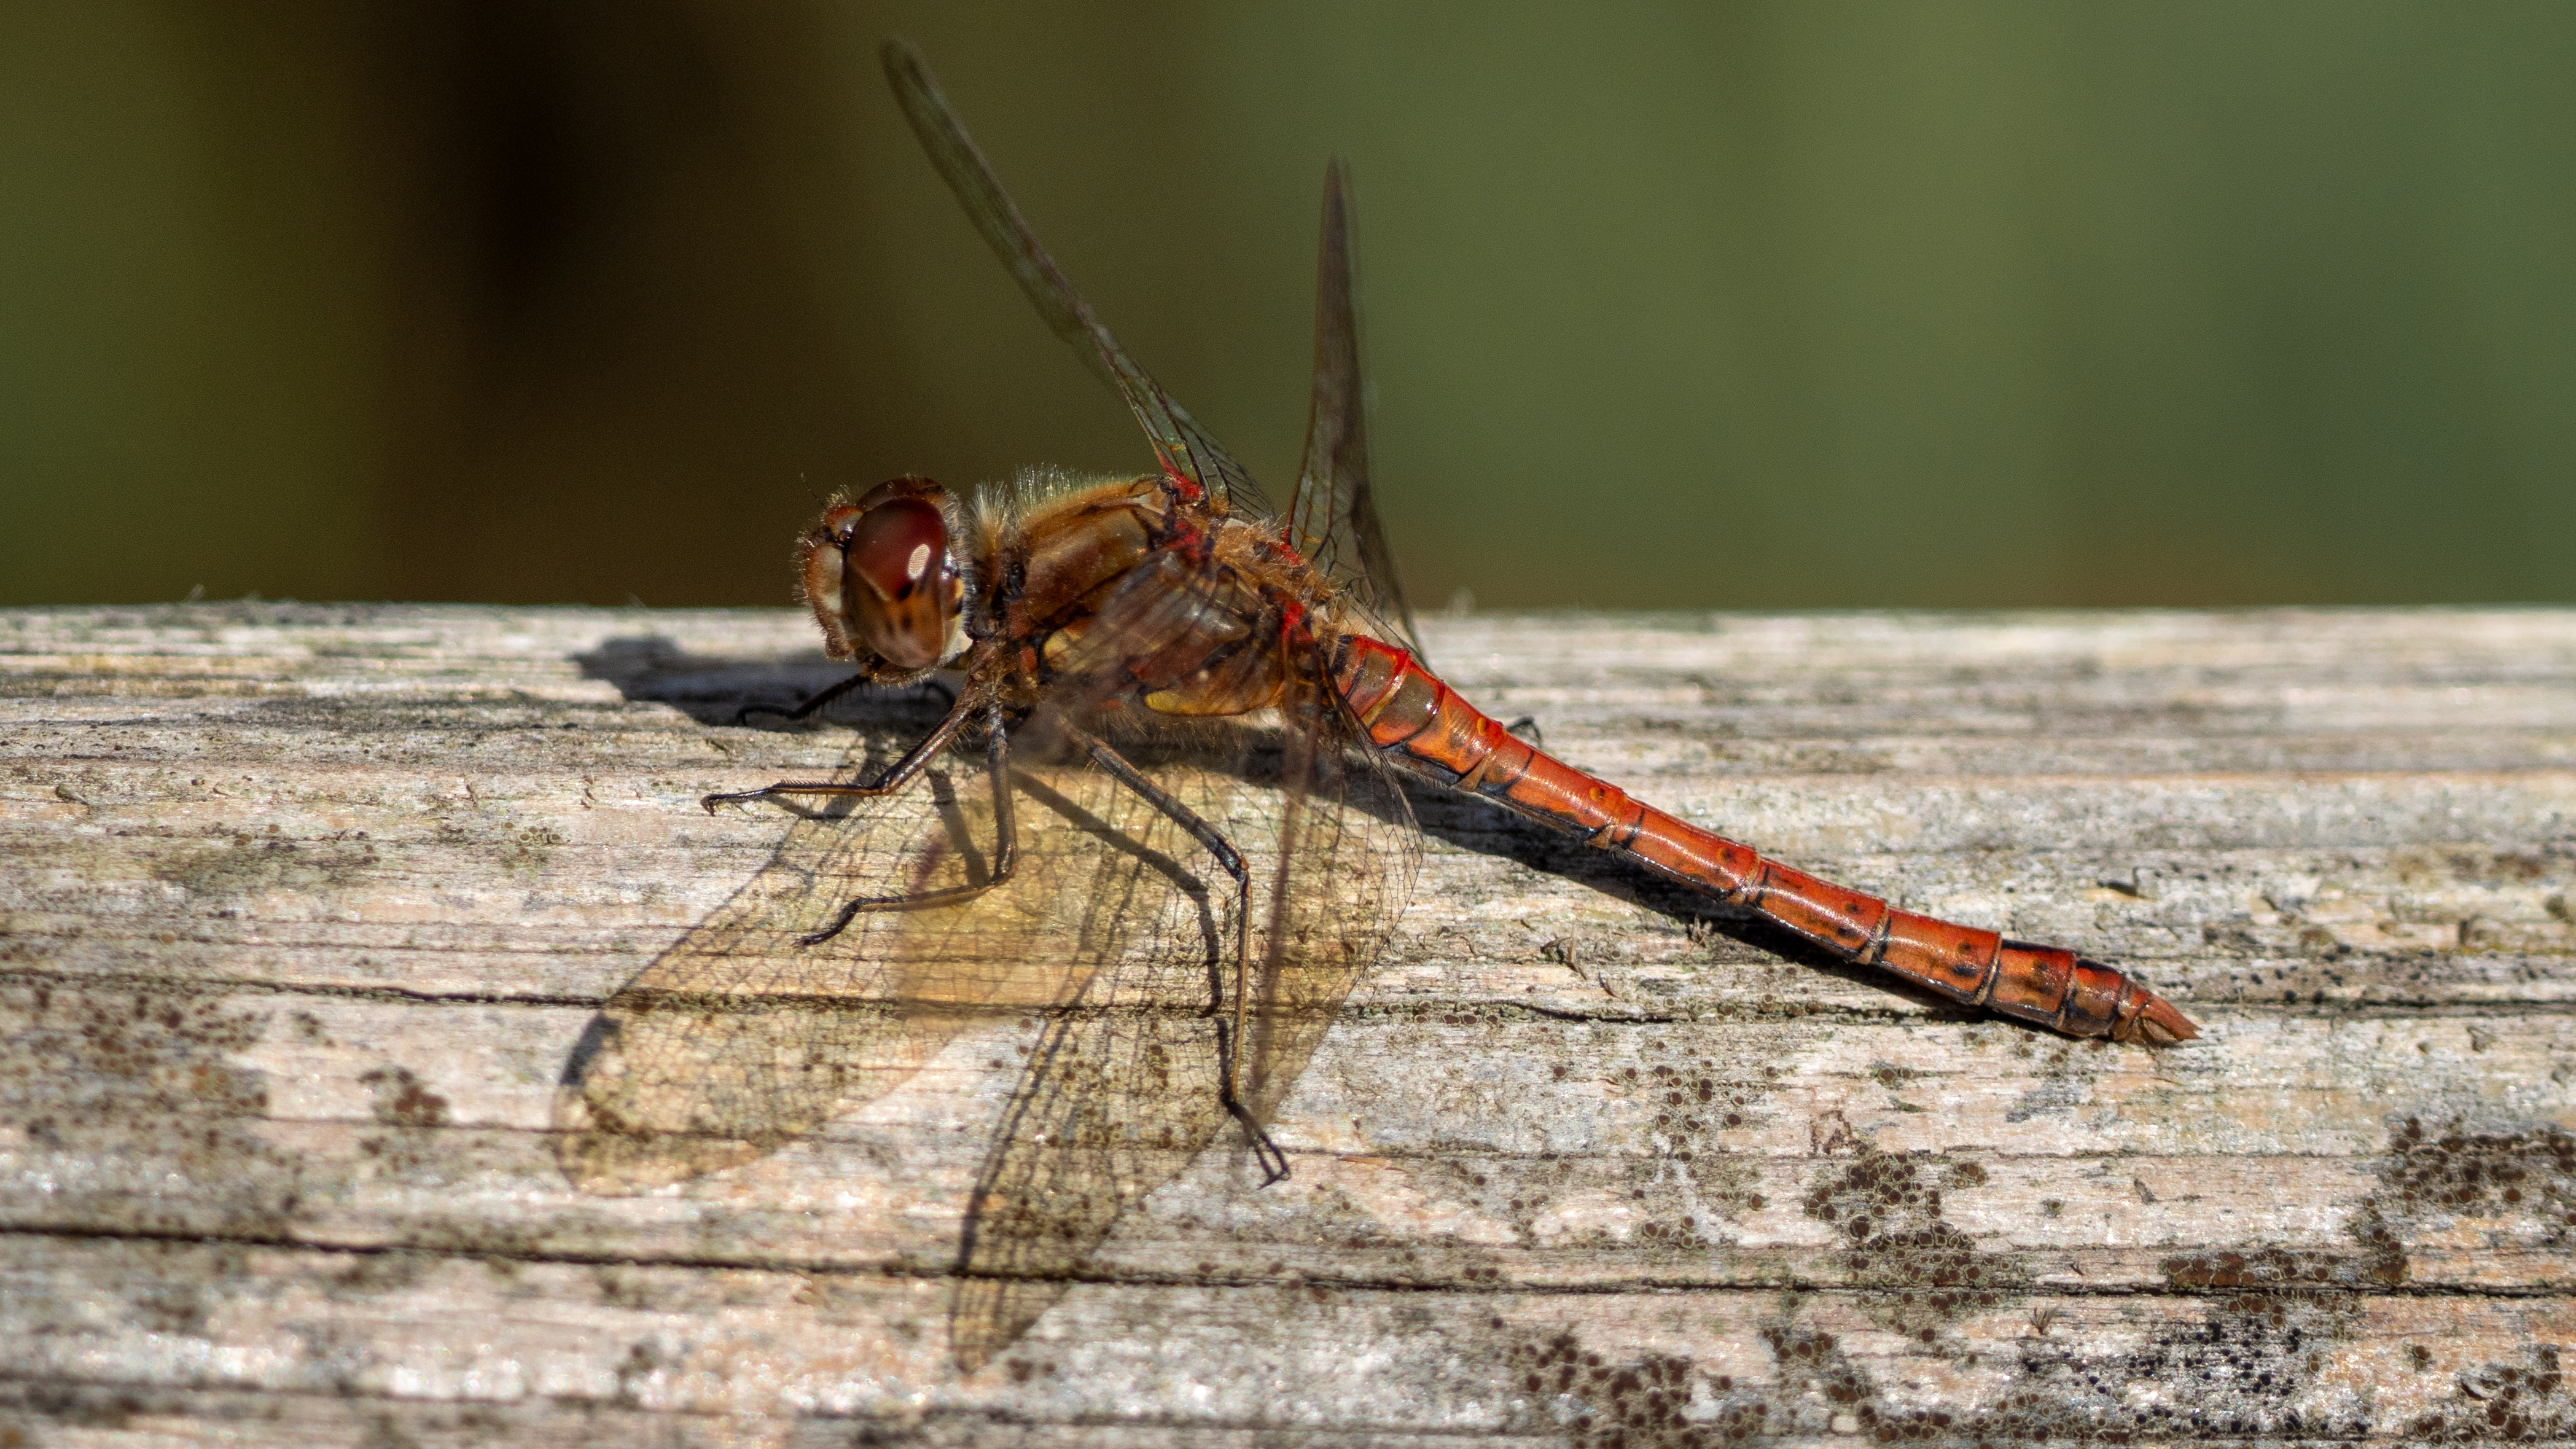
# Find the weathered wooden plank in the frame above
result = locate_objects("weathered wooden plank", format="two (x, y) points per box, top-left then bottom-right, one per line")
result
(6, 977), (2571, 1286)
(5, 602), (2576, 1443)
(9, 1238), (2576, 1442)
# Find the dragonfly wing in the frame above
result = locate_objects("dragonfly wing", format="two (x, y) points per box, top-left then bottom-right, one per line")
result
(1023, 541), (1421, 1134)
(943, 707), (1414, 1372)
(941, 752), (1235, 1372)
(948, 973), (1227, 1372)
(1244, 674), (1419, 1129)
(553, 746), (1002, 1193)
(1289, 162), (1424, 656)
(882, 41), (1276, 523)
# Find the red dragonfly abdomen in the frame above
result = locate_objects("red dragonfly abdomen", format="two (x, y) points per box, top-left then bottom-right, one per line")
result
(1332, 636), (2196, 1045)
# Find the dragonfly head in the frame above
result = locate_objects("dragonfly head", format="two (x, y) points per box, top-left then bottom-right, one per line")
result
(798, 477), (970, 676)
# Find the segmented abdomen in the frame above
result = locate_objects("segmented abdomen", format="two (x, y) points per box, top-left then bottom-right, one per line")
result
(1330, 635), (2195, 1044)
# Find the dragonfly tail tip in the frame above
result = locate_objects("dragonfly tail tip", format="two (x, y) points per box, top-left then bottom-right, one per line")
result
(2126, 993), (2199, 1046)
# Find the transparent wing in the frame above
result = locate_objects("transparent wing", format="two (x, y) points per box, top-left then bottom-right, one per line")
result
(948, 706), (1416, 1372)
(882, 40), (1275, 523)
(929, 555), (1417, 1370)
(553, 705), (1414, 1373)
(552, 741), (1013, 1193)
(552, 719), (1226, 1207)
(1288, 162), (1424, 656)
(1243, 670), (1419, 1133)
(1028, 537), (1426, 1132)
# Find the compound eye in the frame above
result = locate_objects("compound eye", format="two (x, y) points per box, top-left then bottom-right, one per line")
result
(848, 498), (945, 602)
(845, 496), (956, 669)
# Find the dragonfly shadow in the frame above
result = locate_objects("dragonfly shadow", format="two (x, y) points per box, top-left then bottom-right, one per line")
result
(1397, 783), (1980, 1025)
(574, 634), (949, 730)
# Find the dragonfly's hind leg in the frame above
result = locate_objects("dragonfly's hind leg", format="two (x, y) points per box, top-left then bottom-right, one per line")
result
(1067, 727), (1290, 1185)
(706, 695), (1021, 945)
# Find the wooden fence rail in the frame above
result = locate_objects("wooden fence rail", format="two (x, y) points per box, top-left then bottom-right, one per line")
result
(4, 603), (2574, 1445)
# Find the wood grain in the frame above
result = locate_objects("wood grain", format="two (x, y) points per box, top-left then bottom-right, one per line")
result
(5, 602), (2575, 1445)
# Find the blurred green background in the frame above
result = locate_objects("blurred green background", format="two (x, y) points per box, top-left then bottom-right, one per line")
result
(4, 1), (2570, 611)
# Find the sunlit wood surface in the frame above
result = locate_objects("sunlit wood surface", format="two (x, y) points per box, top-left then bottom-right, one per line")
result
(6, 602), (2575, 1446)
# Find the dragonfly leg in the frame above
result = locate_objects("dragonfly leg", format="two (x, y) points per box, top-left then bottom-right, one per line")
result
(702, 683), (982, 813)
(733, 670), (956, 728)
(794, 702), (1021, 945)
(1065, 726), (1289, 1185)
(731, 668), (870, 727)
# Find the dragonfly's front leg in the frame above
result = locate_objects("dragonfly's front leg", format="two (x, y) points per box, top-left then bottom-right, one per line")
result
(730, 669), (869, 727)
(704, 693), (1021, 945)
(733, 671), (957, 728)
(702, 681), (981, 811)
(1063, 726), (1288, 1185)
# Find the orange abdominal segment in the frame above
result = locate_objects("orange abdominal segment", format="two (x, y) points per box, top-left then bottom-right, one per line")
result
(1746, 862), (1888, 956)
(1331, 634), (2196, 1044)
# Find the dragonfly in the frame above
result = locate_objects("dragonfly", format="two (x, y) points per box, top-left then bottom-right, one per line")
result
(556, 39), (2198, 1376)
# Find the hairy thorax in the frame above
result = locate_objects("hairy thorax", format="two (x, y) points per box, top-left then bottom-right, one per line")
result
(983, 474), (1341, 722)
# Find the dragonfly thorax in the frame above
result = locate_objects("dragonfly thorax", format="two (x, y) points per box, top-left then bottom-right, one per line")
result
(798, 476), (973, 677)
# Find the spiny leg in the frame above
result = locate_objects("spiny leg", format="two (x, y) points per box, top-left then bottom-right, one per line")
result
(706, 693), (1021, 945)
(1064, 725), (1288, 1185)
(703, 682), (979, 811)
(800, 707), (1020, 945)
